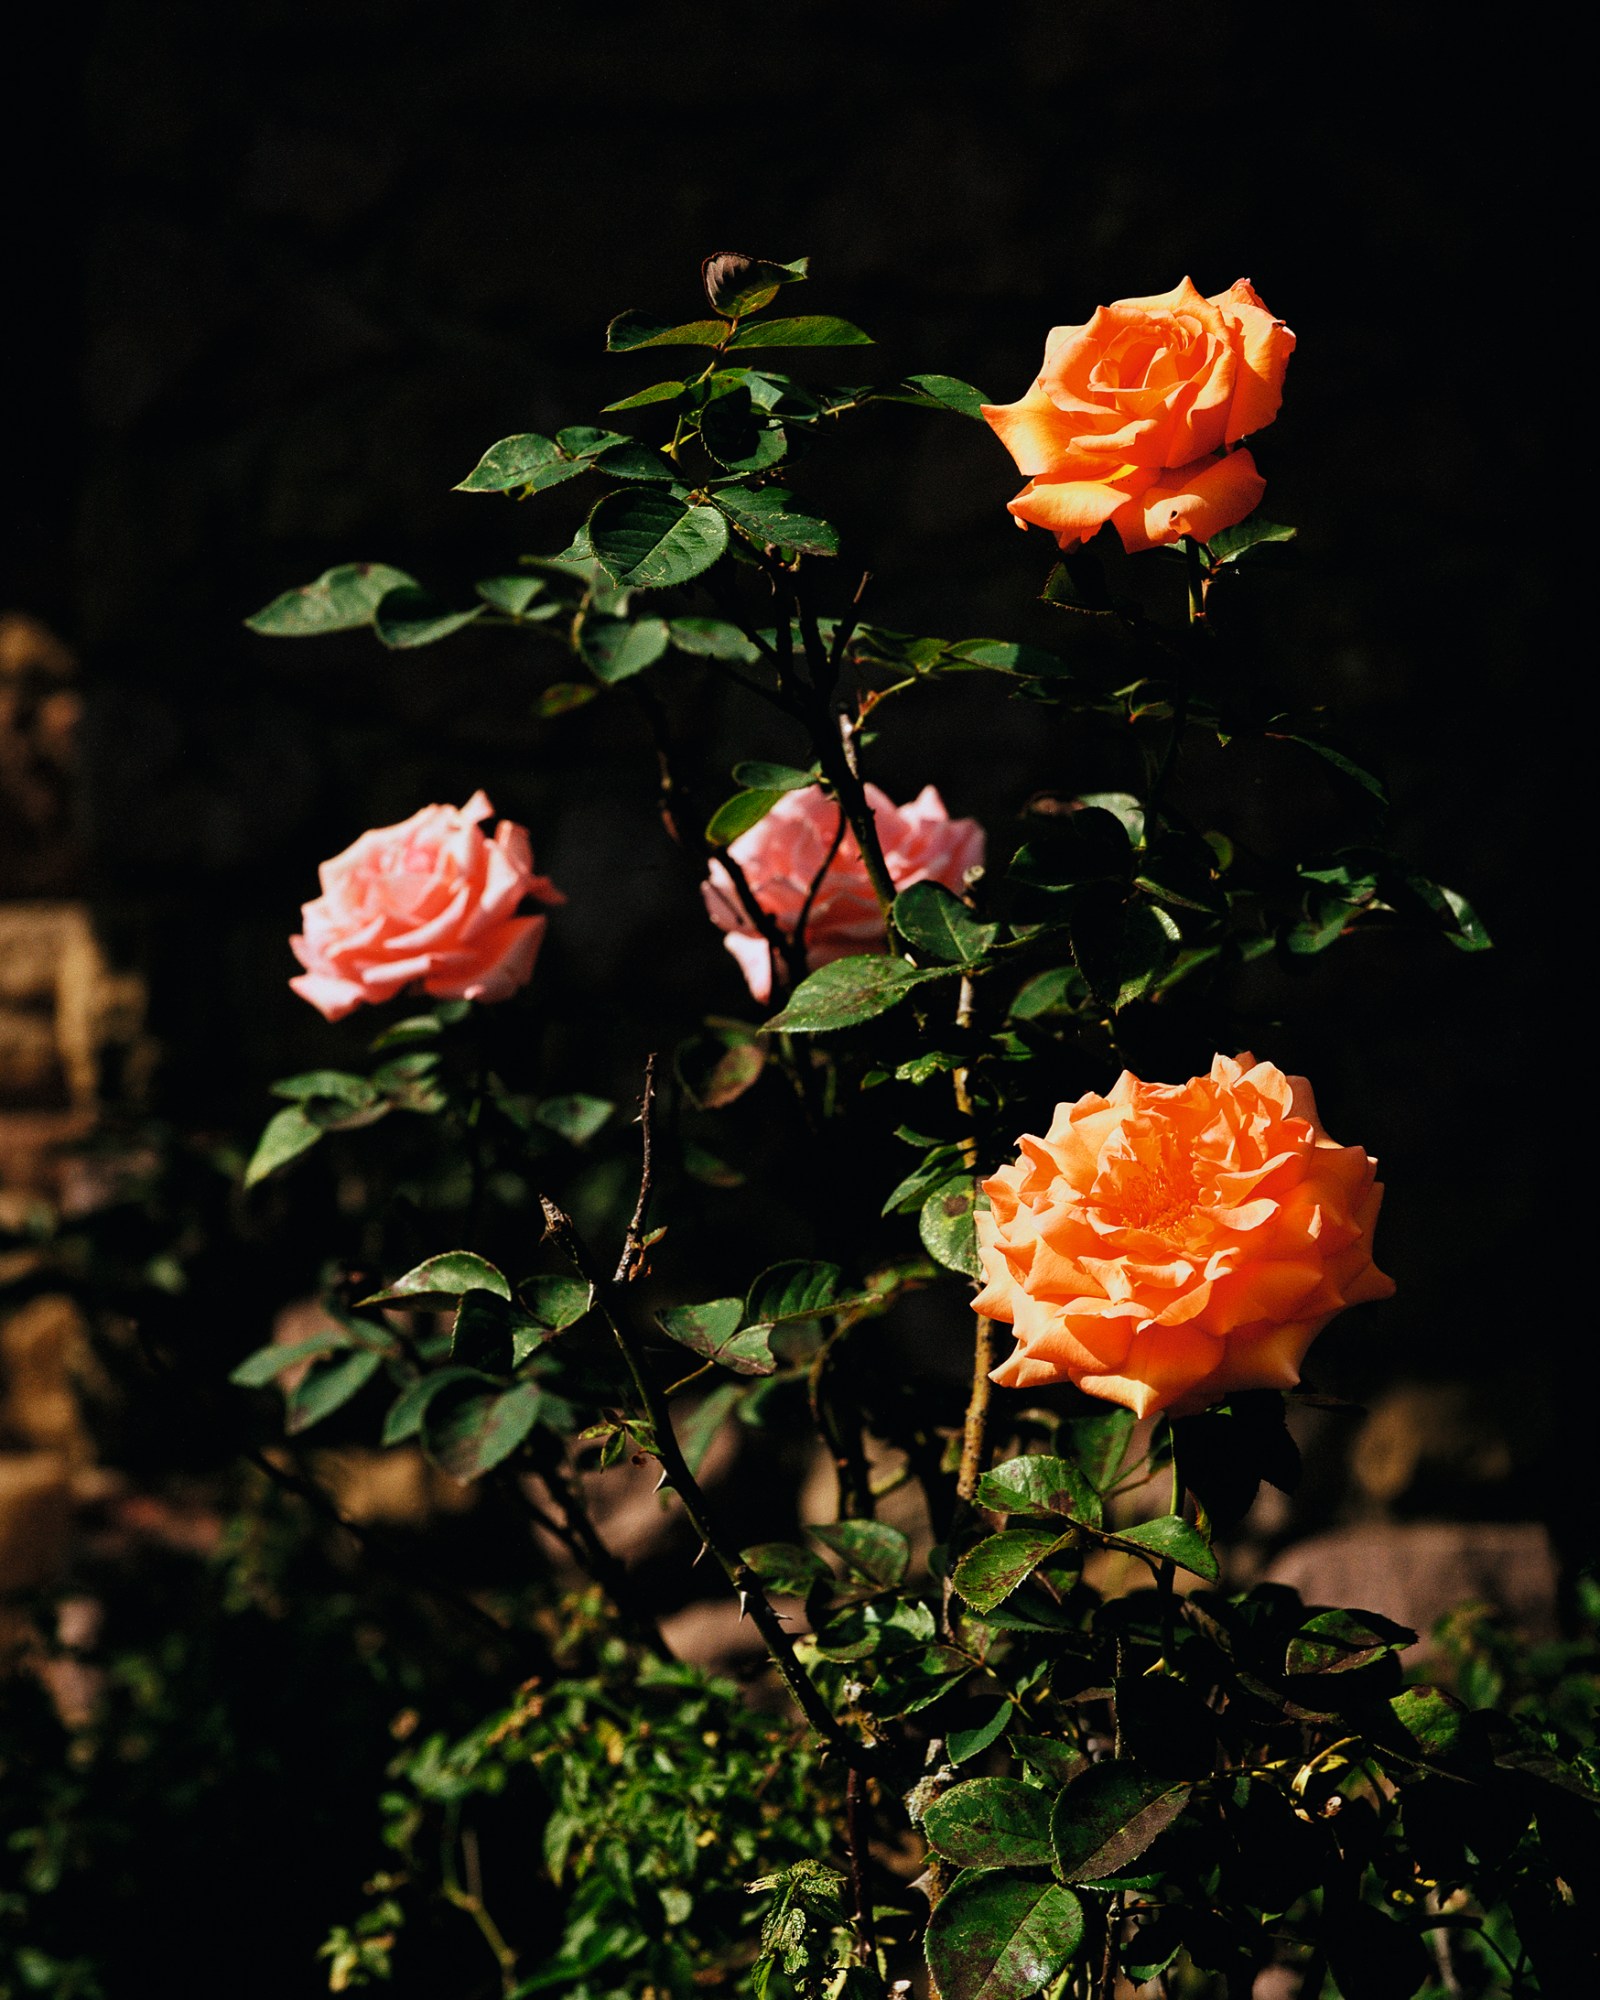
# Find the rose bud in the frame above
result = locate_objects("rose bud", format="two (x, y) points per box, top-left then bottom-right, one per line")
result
(982, 278), (1295, 553)
(288, 790), (563, 1022)
(702, 783), (984, 1005)
(974, 1053), (1392, 1418)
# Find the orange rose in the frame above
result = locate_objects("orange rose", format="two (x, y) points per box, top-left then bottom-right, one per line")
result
(973, 1053), (1391, 1418)
(982, 278), (1295, 554)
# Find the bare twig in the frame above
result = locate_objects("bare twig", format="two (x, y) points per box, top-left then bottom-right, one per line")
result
(846, 1764), (878, 1963)
(952, 971), (995, 1508)
(615, 1054), (659, 1285)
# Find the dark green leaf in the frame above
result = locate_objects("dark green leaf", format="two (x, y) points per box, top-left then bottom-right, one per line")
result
(605, 312), (726, 351)
(810, 1519), (910, 1591)
(1050, 1764), (1190, 1882)
(284, 1349), (383, 1435)
(952, 1527), (1073, 1613)
(269, 1070), (378, 1107)
(1275, 733), (1388, 807)
(726, 315), (872, 348)
(229, 1332), (353, 1388)
(536, 680), (599, 718)
(656, 1297), (775, 1375)
(731, 760), (815, 792)
(1287, 1607), (1414, 1676)
(743, 1260), (842, 1326)
(766, 954), (948, 1032)
(893, 881), (995, 964)
(702, 252), (809, 317)
(1324, 1901), (1434, 2000)
(425, 1382), (544, 1480)
(374, 586), (484, 650)
(667, 616), (761, 664)
(244, 1106), (323, 1187)
(923, 1779), (1054, 1870)
(381, 1366), (488, 1446)
(716, 486), (839, 557)
(1207, 518), (1297, 561)
(1008, 966), (1086, 1021)
(947, 1701), (1014, 1765)
(976, 1455), (1102, 1531)
(679, 1378), (743, 1475)
(700, 388), (787, 472)
(453, 434), (587, 495)
(706, 788), (787, 846)
(1385, 1685), (1468, 1762)
(897, 373), (991, 417)
(518, 1275), (593, 1334)
(601, 378), (688, 412)
(589, 490), (729, 590)
(920, 1177), (982, 1278)
(359, 1252), (512, 1305)
(475, 574), (547, 616)
(1110, 1514), (1218, 1582)
(449, 1291), (515, 1372)
(578, 613), (671, 683)
(245, 563), (416, 637)
(925, 1872), (1084, 2000)
(741, 1542), (828, 1595)
(533, 1094), (615, 1145)
(1012, 1734), (1088, 1787)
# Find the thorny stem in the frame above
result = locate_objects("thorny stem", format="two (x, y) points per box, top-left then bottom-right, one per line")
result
(953, 972), (995, 1509)
(614, 1054), (660, 1285)
(846, 1765), (878, 1963)
(540, 1070), (875, 1774)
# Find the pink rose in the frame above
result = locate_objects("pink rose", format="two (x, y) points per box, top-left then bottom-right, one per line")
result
(289, 790), (563, 1022)
(702, 783), (985, 1004)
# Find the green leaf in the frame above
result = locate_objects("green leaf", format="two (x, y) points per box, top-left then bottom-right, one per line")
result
(810, 1519), (910, 1591)
(715, 487), (839, 557)
(244, 1105), (323, 1187)
(976, 1456), (1102, 1532)
(667, 616), (761, 664)
(605, 312), (727, 351)
(475, 574), (547, 616)
(380, 1366), (488, 1446)
(1276, 732), (1388, 807)
(700, 388), (788, 472)
(732, 760), (815, 793)
(952, 1527), (1073, 1614)
(702, 252), (809, 317)
(533, 1094), (615, 1145)
(947, 1701), (1014, 1765)
(741, 1541), (828, 1595)
(897, 373), (991, 417)
(589, 490), (729, 591)
(680, 1378), (743, 1475)
(706, 788), (788, 846)
(453, 433), (587, 495)
(923, 1779), (1054, 1870)
(1437, 883), (1492, 951)
(765, 954), (948, 1033)
(919, 1177), (982, 1278)
(284, 1349), (383, 1435)
(535, 681), (599, 719)
(1067, 1409), (1136, 1491)
(425, 1382), (544, 1480)
(1013, 1734), (1088, 1788)
(518, 1275), (593, 1335)
(578, 613), (671, 684)
(601, 378), (688, 412)
(1050, 1765), (1190, 1882)
(359, 1252), (512, 1306)
(726, 315), (872, 348)
(656, 1298), (776, 1376)
(374, 586), (484, 650)
(925, 1872), (1084, 2000)
(245, 563), (416, 637)
(229, 1332), (354, 1388)
(893, 881), (994, 964)
(743, 1260), (843, 1326)
(1287, 1607), (1414, 1676)
(1207, 518), (1297, 561)
(269, 1070), (378, 1106)
(1009, 966), (1087, 1021)
(1385, 1685), (1468, 1762)
(1110, 1513), (1218, 1582)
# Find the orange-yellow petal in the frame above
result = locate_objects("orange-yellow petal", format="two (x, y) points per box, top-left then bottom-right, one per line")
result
(1008, 467), (1152, 549)
(1110, 450), (1265, 554)
(1210, 278), (1296, 442)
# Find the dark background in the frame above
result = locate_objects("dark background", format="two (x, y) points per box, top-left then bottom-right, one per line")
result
(1, 5), (1569, 1445)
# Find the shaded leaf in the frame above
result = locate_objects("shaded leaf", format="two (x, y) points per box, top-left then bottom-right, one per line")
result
(706, 787), (787, 846)
(381, 1366), (488, 1446)
(579, 613), (671, 684)
(732, 760), (814, 792)
(897, 373), (991, 417)
(726, 315), (872, 348)
(925, 1872), (1084, 2000)
(1286, 1607), (1414, 1676)
(426, 1382), (544, 1480)
(1207, 518), (1297, 561)
(374, 586), (484, 649)
(741, 1541), (828, 1595)
(920, 1177), (982, 1278)
(947, 1701), (1014, 1765)
(230, 1333), (353, 1388)
(605, 312), (726, 351)
(667, 616), (761, 663)
(246, 563), (416, 637)
(533, 1094), (615, 1145)
(716, 486), (839, 557)
(656, 1297), (775, 1375)
(284, 1349), (383, 1435)
(810, 1519), (910, 1591)
(702, 252), (809, 318)
(952, 1527), (1072, 1614)
(244, 1106), (323, 1187)
(454, 434), (588, 495)
(601, 378), (688, 412)
(475, 574), (547, 617)
(1050, 1764), (1190, 1882)
(743, 1260), (842, 1326)
(1110, 1514), (1219, 1583)
(893, 881), (995, 964)
(269, 1070), (378, 1107)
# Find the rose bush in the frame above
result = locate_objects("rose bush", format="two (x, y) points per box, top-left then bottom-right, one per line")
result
(982, 275), (1295, 552)
(289, 790), (562, 1021)
(974, 1052), (1392, 1416)
(702, 782), (984, 1002)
